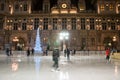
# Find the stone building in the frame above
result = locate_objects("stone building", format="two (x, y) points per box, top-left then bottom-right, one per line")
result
(0, 0), (120, 51)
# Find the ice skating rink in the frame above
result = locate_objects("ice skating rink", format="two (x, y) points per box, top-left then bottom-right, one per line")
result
(0, 53), (120, 80)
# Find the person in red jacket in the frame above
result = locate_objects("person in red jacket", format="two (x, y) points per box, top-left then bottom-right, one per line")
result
(106, 48), (110, 60)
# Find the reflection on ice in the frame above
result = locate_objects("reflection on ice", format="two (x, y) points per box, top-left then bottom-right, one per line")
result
(34, 56), (41, 80)
(11, 62), (18, 71)
(59, 71), (69, 80)
(34, 56), (41, 72)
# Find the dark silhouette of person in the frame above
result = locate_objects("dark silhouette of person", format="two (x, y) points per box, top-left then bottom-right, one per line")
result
(73, 49), (76, 55)
(6, 48), (10, 56)
(66, 48), (70, 60)
(64, 49), (67, 57)
(52, 48), (60, 70)
(9, 48), (13, 56)
(27, 48), (30, 56)
(31, 48), (34, 55)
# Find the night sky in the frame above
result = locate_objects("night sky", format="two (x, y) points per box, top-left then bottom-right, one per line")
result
(32, 0), (97, 11)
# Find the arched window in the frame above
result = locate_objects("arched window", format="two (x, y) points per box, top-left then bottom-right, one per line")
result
(15, 4), (19, 11)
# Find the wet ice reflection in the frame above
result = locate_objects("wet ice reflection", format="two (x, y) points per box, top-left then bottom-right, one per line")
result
(114, 66), (118, 76)
(34, 56), (41, 72)
(11, 62), (18, 71)
(59, 71), (69, 80)
(34, 56), (41, 80)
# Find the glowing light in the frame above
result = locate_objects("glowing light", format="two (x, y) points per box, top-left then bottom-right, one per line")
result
(11, 62), (18, 71)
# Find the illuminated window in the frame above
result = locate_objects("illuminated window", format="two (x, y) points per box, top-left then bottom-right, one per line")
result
(100, 4), (105, 11)
(109, 4), (114, 11)
(118, 4), (120, 13)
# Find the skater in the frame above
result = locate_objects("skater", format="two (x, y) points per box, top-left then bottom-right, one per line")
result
(31, 48), (34, 55)
(66, 48), (70, 60)
(6, 48), (10, 56)
(105, 48), (110, 61)
(72, 48), (76, 55)
(27, 48), (30, 56)
(52, 48), (60, 70)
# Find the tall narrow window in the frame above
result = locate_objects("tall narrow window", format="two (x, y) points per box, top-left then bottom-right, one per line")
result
(53, 18), (57, 30)
(90, 18), (94, 30)
(13, 23), (18, 30)
(15, 4), (19, 11)
(102, 23), (107, 30)
(44, 5), (49, 13)
(81, 18), (85, 30)
(34, 18), (39, 30)
(0, 18), (3, 30)
(22, 23), (27, 30)
(1, 3), (4, 11)
(100, 4), (105, 11)
(23, 4), (27, 11)
(71, 18), (76, 30)
(81, 38), (86, 49)
(109, 4), (114, 11)
(118, 4), (120, 13)
(111, 23), (115, 30)
(62, 18), (67, 30)
(43, 18), (48, 30)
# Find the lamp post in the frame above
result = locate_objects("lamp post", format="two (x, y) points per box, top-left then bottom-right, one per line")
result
(59, 31), (69, 51)
(87, 25), (90, 55)
(112, 36), (117, 49)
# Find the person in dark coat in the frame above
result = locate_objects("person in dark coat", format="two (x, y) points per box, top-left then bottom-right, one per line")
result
(31, 48), (34, 55)
(6, 48), (10, 56)
(27, 48), (30, 56)
(66, 48), (70, 60)
(64, 49), (67, 57)
(52, 48), (59, 70)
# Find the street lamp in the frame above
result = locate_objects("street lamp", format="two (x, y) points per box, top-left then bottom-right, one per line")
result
(112, 36), (117, 49)
(87, 25), (90, 55)
(59, 31), (69, 51)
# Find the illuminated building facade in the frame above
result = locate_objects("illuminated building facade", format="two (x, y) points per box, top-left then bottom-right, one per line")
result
(0, 0), (120, 51)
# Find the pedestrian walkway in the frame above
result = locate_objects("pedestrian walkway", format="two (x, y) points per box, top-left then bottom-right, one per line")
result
(0, 53), (120, 80)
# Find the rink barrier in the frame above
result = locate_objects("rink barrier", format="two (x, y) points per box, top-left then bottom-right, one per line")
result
(0, 50), (105, 56)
